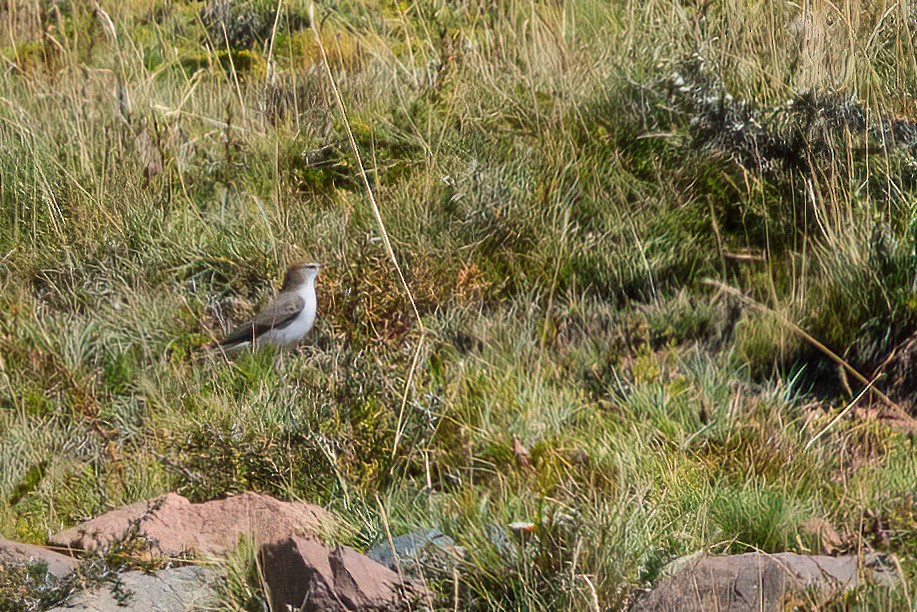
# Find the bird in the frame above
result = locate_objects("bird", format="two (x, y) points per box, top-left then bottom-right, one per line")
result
(219, 261), (322, 352)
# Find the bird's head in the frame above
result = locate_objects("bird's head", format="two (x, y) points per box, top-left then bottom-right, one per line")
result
(282, 261), (323, 290)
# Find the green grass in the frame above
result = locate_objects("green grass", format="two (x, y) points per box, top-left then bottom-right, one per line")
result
(0, 0), (915, 609)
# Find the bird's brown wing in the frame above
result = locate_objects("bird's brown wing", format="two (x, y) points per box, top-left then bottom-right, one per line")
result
(220, 292), (305, 347)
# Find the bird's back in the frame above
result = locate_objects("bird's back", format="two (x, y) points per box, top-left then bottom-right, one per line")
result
(220, 290), (307, 350)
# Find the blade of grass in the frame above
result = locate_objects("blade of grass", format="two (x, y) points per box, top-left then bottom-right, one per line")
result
(309, 3), (426, 460)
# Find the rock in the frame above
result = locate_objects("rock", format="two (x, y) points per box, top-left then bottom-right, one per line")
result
(801, 517), (844, 554)
(484, 523), (513, 555)
(863, 553), (901, 589)
(655, 548), (704, 581)
(50, 492), (330, 556)
(512, 437), (533, 471)
(366, 529), (461, 576)
(0, 537), (77, 578)
(260, 536), (428, 611)
(48, 565), (217, 611)
(634, 552), (899, 611)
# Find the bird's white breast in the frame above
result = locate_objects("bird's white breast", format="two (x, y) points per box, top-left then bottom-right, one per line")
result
(262, 281), (317, 348)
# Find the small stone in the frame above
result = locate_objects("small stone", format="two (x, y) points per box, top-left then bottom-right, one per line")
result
(863, 553), (901, 589)
(801, 517), (844, 554)
(366, 529), (461, 576)
(512, 437), (532, 471)
(657, 548), (704, 580)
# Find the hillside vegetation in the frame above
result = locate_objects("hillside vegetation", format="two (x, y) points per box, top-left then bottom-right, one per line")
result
(0, 0), (915, 609)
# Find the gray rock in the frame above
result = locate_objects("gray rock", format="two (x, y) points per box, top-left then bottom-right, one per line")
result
(633, 552), (899, 611)
(863, 553), (901, 589)
(48, 565), (217, 611)
(366, 529), (460, 575)
(0, 537), (78, 578)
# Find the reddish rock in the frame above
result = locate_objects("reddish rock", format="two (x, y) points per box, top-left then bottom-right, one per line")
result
(260, 536), (428, 611)
(633, 552), (898, 611)
(50, 492), (330, 556)
(0, 537), (77, 578)
(333, 545), (420, 609)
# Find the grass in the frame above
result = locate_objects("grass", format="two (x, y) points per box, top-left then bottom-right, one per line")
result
(0, 0), (915, 609)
